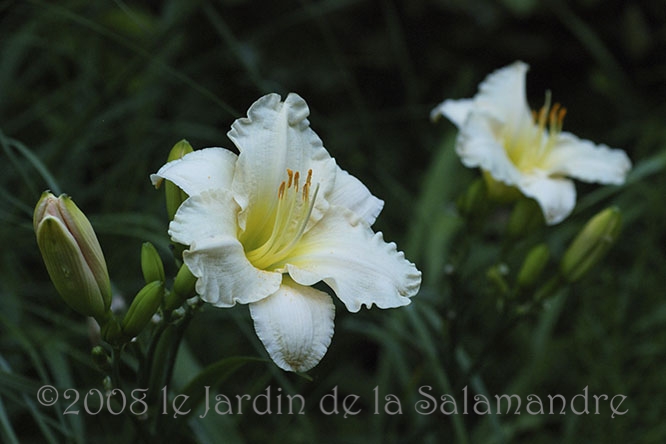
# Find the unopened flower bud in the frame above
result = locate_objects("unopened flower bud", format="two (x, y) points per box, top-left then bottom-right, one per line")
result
(33, 191), (111, 321)
(456, 178), (487, 217)
(164, 263), (197, 312)
(121, 281), (164, 339)
(100, 317), (123, 346)
(102, 376), (113, 392)
(560, 207), (622, 283)
(487, 263), (510, 295)
(164, 139), (193, 221)
(517, 243), (550, 288)
(506, 198), (544, 239)
(141, 242), (165, 284)
(91, 345), (111, 372)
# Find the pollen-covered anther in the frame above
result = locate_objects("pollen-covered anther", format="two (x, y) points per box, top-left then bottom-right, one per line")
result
(287, 169), (294, 188)
(548, 103), (567, 133)
(294, 171), (300, 193)
(532, 94), (567, 136)
(303, 169), (313, 200)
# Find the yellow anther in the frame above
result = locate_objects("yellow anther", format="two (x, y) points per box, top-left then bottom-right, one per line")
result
(278, 181), (286, 199)
(294, 171), (300, 192)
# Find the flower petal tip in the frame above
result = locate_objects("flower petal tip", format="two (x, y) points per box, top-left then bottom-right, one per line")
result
(250, 281), (335, 372)
(284, 93), (311, 126)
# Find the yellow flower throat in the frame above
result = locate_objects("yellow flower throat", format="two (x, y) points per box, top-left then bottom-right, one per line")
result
(245, 169), (318, 270)
(506, 93), (567, 172)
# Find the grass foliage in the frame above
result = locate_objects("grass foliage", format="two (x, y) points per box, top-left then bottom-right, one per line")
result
(1, 0), (665, 442)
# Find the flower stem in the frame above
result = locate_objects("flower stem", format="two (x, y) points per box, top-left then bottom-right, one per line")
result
(110, 346), (123, 390)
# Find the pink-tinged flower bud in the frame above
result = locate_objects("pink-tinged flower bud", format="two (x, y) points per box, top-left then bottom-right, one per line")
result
(34, 191), (111, 321)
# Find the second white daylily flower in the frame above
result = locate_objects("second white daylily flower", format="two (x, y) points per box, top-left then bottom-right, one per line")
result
(431, 61), (632, 225)
(152, 93), (421, 372)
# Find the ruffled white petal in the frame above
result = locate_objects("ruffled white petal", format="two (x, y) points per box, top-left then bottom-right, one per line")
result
(170, 190), (281, 306)
(284, 210), (421, 312)
(249, 278), (335, 372)
(518, 174), (576, 225)
(328, 167), (384, 226)
(545, 132), (632, 185)
(227, 93), (337, 235)
(456, 111), (522, 186)
(150, 148), (237, 196)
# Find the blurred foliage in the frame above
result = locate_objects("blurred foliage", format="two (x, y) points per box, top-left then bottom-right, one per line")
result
(1, 0), (665, 442)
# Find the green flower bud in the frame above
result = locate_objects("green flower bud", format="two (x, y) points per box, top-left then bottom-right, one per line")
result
(487, 263), (510, 295)
(167, 139), (194, 163)
(121, 281), (164, 339)
(100, 317), (123, 346)
(517, 243), (550, 288)
(164, 263), (197, 312)
(91, 345), (111, 372)
(560, 207), (622, 283)
(34, 191), (111, 321)
(141, 242), (165, 284)
(456, 178), (487, 218)
(165, 139), (193, 221)
(506, 198), (544, 239)
(102, 376), (113, 392)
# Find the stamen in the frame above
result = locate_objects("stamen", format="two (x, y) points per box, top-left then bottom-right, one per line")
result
(287, 169), (294, 188)
(303, 169), (312, 200)
(545, 102), (567, 135)
(245, 168), (318, 270)
(537, 106), (547, 130)
(548, 103), (561, 128)
(511, 91), (568, 173)
(535, 90), (552, 132)
(558, 107), (567, 126)
(282, 183), (319, 255)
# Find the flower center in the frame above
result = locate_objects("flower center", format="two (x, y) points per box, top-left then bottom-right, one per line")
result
(245, 169), (318, 271)
(506, 92), (567, 172)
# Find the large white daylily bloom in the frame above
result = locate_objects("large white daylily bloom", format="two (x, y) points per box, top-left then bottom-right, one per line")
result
(152, 93), (421, 372)
(431, 61), (632, 225)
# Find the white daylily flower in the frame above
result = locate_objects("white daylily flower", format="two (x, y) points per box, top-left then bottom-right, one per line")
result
(151, 93), (421, 372)
(431, 61), (632, 225)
